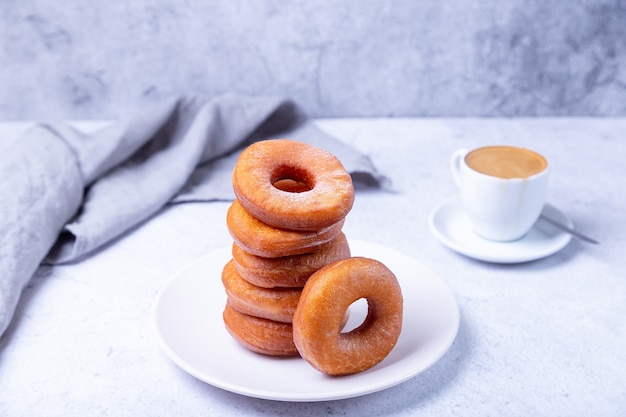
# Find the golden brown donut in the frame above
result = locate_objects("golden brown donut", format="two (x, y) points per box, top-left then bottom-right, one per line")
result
(222, 304), (299, 356)
(232, 139), (355, 232)
(226, 199), (345, 258)
(231, 232), (351, 288)
(222, 260), (302, 323)
(292, 257), (403, 376)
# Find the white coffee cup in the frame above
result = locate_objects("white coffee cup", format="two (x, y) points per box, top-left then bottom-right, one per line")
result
(451, 145), (549, 242)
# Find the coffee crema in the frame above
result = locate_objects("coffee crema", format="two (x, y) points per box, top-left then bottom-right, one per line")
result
(465, 146), (547, 179)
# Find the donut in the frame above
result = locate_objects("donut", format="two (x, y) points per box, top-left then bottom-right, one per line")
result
(231, 232), (351, 288)
(226, 199), (345, 258)
(232, 139), (355, 232)
(222, 260), (302, 323)
(292, 257), (403, 376)
(223, 304), (298, 356)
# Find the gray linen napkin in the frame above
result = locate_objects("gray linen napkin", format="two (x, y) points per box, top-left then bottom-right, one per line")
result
(0, 93), (389, 339)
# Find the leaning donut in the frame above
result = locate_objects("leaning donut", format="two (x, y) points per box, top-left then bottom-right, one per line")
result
(292, 257), (403, 376)
(222, 260), (302, 323)
(232, 139), (355, 232)
(231, 232), (351, 288)
(223, 304), (299, 356)
(226, 199), (345, 258)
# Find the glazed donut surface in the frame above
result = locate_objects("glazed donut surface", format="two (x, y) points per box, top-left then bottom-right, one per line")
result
(222, 260), (302, 323)
(232, 139), (355, 232)
(231, 232), (351, 288)
(226, 199), (345, 258)
(292, 257), (403, 376)
(223, 304), (298, 356)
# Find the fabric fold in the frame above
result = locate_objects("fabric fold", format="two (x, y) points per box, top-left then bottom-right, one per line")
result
(0, 127), (84, 337)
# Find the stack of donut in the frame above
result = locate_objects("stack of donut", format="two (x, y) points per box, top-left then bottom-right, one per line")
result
(221, 139), (403, 376)
(222, 139), (354, 357)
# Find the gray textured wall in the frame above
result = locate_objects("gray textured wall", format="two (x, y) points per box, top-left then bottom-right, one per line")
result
(1, 0), (625, 119)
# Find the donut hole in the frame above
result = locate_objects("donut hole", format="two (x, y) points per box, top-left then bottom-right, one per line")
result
(341, 298), (369, 333)
(271, 165), (314, 193)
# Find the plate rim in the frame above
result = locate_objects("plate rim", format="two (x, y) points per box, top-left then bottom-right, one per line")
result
(153, 239), (460, 402)
(428, 197), (572, 263)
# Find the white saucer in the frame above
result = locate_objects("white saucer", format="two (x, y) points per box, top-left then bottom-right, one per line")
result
(153, 240), (460, 402)
(428, 198), (573, 263)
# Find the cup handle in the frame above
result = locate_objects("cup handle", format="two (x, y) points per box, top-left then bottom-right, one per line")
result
(450, 148), (468, 187)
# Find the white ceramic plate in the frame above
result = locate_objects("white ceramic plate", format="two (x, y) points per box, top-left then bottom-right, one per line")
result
(429, 197), (573, 263)
(153, 240), (460, 402)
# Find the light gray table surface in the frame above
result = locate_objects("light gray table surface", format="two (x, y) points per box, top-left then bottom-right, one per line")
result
(1, 118), (624, 416)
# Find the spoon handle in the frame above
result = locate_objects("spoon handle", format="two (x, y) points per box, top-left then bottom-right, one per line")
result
(539, 215), (599, 244)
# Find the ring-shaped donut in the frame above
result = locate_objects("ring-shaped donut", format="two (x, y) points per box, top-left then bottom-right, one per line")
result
(227, 199), (345, 258)
(231, 232), (351, 288)
(292, 257), (403, 376)
(223, 304), (299, 356)
(232, 139), (355, 232)
(222, 260), (302, 323)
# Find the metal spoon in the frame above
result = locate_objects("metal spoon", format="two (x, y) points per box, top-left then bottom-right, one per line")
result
(539, 215), (599, 244)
